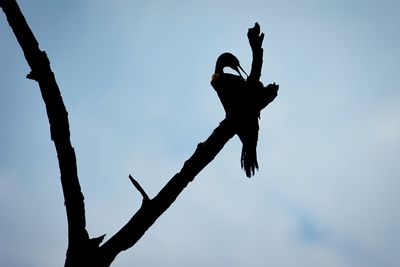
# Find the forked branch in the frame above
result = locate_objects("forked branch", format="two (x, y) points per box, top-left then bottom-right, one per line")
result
(1, 1), (270, 266)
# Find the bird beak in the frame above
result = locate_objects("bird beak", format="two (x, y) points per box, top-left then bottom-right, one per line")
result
(237, 64), (248, 78)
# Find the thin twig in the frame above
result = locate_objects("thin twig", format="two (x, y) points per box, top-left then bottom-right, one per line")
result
(128, 175), (150, 202)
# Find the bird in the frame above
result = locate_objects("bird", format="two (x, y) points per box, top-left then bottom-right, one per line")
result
(211, 52), (261, 177)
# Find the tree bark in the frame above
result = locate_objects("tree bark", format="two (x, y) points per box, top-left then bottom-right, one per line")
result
(1, 1), (268, 266)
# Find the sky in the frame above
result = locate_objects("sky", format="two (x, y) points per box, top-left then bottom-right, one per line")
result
(1, 0), (399, 266)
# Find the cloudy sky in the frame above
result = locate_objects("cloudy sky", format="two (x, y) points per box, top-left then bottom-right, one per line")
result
(1, 0), (399, 266)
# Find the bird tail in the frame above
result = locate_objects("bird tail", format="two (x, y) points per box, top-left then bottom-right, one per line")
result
(241, 144), (259, 178)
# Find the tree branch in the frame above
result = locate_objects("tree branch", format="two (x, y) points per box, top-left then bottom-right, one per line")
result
(98, 119), (236, 265)
(98, 23), (268, 265)
(0, 0), (90, 264)
(128, 175), (150, 204)
(1, 1), (274, 265)
(247, 22), (264, 83)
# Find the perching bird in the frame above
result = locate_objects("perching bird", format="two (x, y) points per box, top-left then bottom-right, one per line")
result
(211, 52), (261, 177)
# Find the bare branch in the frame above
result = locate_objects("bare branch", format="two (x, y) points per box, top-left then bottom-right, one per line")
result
(0, 1), (90, 265)
(1, 2), (275, 265)
(128, 175), (150, 203)
(97, 23), (269, 265)
(98, 119), (236, 266)
(247, 22), (264, 83)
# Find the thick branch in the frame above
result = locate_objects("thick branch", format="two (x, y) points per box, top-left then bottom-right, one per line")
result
(98, 119), (236, 265)
(1, 3), (273, 265)
(96, 23), (268, 266)
(0, 0), (89, 260)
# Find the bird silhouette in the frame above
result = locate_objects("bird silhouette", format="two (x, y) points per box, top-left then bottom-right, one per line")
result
(211, 52), (261, 177)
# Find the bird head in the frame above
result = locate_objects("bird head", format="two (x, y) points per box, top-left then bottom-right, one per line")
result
(215, 52), (248, 78)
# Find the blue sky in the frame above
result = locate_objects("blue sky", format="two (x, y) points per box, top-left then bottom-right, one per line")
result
(1, 0), (399, 266)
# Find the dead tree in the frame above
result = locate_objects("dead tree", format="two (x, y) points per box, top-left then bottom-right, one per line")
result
(0, 1), (278, 266)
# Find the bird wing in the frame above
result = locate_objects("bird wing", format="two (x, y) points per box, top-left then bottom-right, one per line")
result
(211, 73), (245, 115)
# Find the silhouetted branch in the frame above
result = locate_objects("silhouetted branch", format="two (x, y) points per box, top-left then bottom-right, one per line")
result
(0, 1), (90, 265)
(248, 22), (264, 83)
(128, 175), (150, 203)
(98, 119), (236, 265)
(98, 23), (267, 265)
(1, 1), (273, 266)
